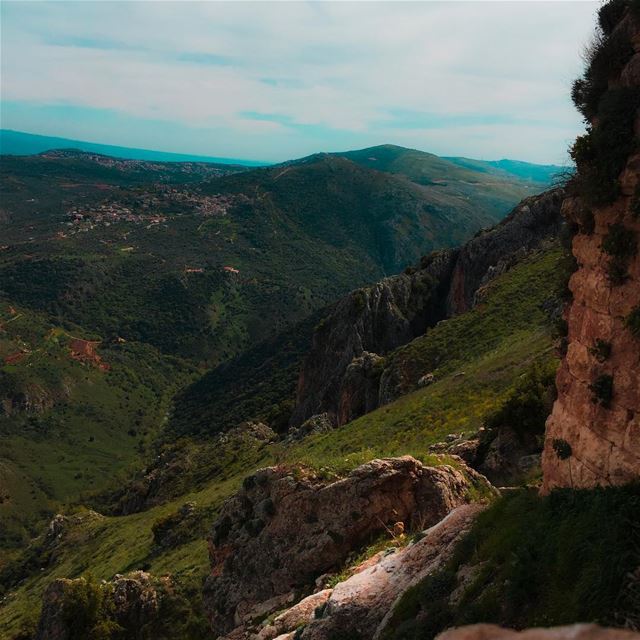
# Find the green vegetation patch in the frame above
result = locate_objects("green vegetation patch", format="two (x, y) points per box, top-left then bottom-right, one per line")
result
(0, 304), (193, 556)
(382, 485), (640, 639)
(589, 373), (614, 408)
(570, 89), (640, 207)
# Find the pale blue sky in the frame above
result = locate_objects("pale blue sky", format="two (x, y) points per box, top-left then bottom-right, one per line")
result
(1, 1), (598, 164)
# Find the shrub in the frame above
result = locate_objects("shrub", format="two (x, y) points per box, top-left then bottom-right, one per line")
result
(588, 30), (634, 87)
(552, 438), (573, 460)
(598, 0), (630, 34)
(572, 23), (634, 120)
(602, 224), (637, 286)
(589, 373), (614, 408)
(484, 360), (558, 441)
(626, 306), (640, 337)
(554, 317), (569, 338)
(576, 207), (596, 235)
(61, 576), (122, 640)
(570, 88), (640, 206)
(589, 339), (612, 362)
(265, 398), (294, 434)
(632, 184), (640, 219)
(602, 223), (638, 259)
(607, 256), (630, 286)
(557, 252), (578, 302)
(352, 290), (367, 313)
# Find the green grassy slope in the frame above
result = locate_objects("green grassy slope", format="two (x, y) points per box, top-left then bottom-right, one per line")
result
(285, 245), (563, 475)
(0, 244), (565, 638)
(169, 308), (325, 438)
(382, 485), (640, 638)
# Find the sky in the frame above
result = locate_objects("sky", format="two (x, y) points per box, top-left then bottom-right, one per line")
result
(1, 1), (599, 165)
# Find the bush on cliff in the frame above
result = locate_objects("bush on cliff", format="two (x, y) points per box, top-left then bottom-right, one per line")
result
(570, 89), (640, 207)
(60, 576), (122, 640)
(571, 0), (634, 121)
(589, 373), (614, 408)
(627, 305), (640, 337)
(484, 359), (557, 441)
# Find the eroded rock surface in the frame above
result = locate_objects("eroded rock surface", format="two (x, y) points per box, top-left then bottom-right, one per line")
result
(435, 624), (640, 640)
(542, 10), (640, 491)
(203, 456), (492, 636)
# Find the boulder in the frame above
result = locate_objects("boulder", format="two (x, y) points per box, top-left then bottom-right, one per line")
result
(418, 372), (436, 387)
(269, 590), (333, 637)
(287, 413), (334, 442)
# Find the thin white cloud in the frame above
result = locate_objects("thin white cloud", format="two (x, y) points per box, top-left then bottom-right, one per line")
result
(0, 1), (598, 163)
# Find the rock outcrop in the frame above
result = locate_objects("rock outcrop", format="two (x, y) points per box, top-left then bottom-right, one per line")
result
(203, 456), (493, 637)
(35, 571), (169, 640)
(542, 6), (640, 491)
(298, 504), (484, 640)
(291, 189), (564, 428)
(435, 624), (640, 640)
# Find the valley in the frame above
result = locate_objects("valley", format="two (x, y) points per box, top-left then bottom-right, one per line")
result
(1, 0), (640, 634)
(0, 142), (555, 567)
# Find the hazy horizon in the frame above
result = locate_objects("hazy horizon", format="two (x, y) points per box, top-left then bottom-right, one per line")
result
(1, 1), (598, 165)
(0, 128), (570, 167)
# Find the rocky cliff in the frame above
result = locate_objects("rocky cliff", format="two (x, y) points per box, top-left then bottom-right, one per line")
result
(542, 3), (640, 491)
(202, 456), (493, 637)
(291, 189), (564, 428)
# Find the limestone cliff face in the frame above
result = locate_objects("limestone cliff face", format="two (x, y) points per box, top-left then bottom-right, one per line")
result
(542, 6), (640, 491)
(291, 189), (564, 428)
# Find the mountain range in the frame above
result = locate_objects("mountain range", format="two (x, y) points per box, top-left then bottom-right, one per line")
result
(1, 17), (638, 635)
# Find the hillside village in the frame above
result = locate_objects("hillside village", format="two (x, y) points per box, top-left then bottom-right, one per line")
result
(62, 190), (251, 234)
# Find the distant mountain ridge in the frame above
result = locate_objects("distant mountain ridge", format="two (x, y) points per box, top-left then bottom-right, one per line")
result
(0, 129), (266, 166)
(330, 144), (562, 183)
(328, 144), (560, 222)
(2, 131), (564, 182)
(444, 155), (565, 185)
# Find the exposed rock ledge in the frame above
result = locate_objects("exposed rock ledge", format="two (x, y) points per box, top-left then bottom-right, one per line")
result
(203, 456), (494, 638)
(299, 503), (484, 640)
